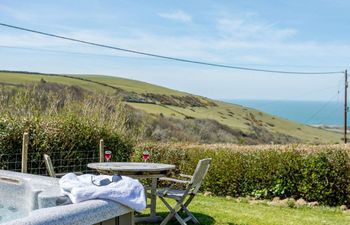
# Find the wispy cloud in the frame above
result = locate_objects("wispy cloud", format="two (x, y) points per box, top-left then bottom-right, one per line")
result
(216, 14), (298, 42)
(0, 3), (33, 21)
(158, 10), (192, 23)
(1, 26), (349, 68)
(0, 10), (349, 68)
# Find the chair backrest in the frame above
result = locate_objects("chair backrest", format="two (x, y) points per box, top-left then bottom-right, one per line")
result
(43, 154), (56, 177)
(189, 158), (212, 194)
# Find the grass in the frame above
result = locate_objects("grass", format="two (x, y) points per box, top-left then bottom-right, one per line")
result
(0, 71), (115, 93)
(139, 195), (350, 225)
(79, 75), (187, 96)
(0, 71), (342, 143)
(129, 101), (342, 143)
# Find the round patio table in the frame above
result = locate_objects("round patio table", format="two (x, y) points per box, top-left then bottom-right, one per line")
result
(87, 162), (175, 223)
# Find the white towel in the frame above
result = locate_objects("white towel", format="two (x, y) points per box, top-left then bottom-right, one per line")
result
(59, 173), (146, 212)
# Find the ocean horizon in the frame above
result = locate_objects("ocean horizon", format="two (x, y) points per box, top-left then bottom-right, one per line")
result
(224, 99), (343, 126)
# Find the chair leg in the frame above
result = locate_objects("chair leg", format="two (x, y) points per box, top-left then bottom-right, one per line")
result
(175, 212), (187, 225)
(159, 196), (173, 211)
(160, 210), (177, 225)
(183, 195), (195, 208)
(181, 204), (199, 224)
(180, 195), (199, 224)
(159, 196), (180, 225)
(159, 196), (189, 225)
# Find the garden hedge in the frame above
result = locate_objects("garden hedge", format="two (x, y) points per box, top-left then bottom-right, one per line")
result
(0, 114), (133, 174)
(133, 143), (350, 206)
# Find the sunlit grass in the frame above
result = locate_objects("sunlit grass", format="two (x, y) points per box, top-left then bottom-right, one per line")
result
(139, 195), (350, 225)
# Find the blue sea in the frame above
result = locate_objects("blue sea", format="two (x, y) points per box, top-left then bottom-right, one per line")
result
(226, 99), (343, 126)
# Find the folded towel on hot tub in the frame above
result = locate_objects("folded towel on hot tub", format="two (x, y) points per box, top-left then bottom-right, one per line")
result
(59, 173), (146, 212)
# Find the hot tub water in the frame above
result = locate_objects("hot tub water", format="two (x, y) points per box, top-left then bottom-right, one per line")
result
(0, 203), (27, 223)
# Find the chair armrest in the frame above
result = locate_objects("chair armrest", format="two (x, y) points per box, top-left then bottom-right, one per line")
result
(159, 177), (190, 184)
(179, 174), (193, 179)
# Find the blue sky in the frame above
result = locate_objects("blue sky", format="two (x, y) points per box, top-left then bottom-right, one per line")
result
(0, 0), (349, 100)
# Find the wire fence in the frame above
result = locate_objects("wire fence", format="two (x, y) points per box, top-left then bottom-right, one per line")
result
(0, 152), (22, 173)
(0, 150), (100, 176)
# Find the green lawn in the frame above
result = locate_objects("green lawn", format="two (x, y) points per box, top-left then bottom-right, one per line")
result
(139, 195), (350, 225)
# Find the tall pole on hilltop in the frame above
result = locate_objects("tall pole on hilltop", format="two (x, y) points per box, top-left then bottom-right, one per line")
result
(345, 70), (348, 143)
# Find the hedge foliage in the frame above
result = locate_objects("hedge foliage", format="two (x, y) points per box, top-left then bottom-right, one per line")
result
(0, 115), (133, 173)
(133, 143), (350, 206)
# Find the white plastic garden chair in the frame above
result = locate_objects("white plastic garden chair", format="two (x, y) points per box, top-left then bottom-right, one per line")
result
(156, 158), (212, 225)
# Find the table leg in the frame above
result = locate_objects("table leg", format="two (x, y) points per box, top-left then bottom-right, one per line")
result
(134, 178), (162, 223)
(150, 178), (157, 218)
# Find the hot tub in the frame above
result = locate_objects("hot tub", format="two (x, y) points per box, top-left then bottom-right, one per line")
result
(0, 170), (134, 225)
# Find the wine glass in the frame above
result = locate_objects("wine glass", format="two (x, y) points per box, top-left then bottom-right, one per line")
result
(142, 150), (150, 162)
(104, 150), (112, 162)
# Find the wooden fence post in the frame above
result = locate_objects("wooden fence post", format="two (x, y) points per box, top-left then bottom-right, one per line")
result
(99, 139), (104, 162)
(21, 132), (29, 173)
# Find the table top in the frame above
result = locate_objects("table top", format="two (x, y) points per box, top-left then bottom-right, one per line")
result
(87, 162), (175, 173)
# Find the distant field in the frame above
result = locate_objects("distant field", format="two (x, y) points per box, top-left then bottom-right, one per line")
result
(80, 75), (186, 96)
(0, 71), (115, 93)
(129, 101), (341, 143)
(0, 71), (342, 143)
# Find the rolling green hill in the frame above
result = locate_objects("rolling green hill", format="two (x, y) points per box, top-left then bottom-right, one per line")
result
(0, 71), (342, 144)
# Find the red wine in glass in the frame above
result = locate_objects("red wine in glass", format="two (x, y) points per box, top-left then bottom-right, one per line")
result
(142, 150), (150, 162)
(104, 150), (112, 162)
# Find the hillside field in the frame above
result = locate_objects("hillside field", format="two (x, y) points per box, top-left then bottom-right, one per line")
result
(0, 71), (342, 144)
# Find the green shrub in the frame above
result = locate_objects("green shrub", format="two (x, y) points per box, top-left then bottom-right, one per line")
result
(133, 143), (350, 206)
(0, 114), (133, 174)
(298, 150), (350, 205)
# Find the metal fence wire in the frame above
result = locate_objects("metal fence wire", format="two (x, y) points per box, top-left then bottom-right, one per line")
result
(0, 152), (22, 173)
(0, 150), (100, 176)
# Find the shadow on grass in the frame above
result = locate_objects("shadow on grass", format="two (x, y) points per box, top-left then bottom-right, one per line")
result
(137, 211), (215, 225)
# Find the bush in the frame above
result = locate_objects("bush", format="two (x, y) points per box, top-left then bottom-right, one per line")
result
(298, 150), (350, 205)
(132, 143), (350, 206)
(0, 114), (133, 174)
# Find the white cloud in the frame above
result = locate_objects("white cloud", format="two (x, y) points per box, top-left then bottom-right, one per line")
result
(158, 10), (192, 23)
